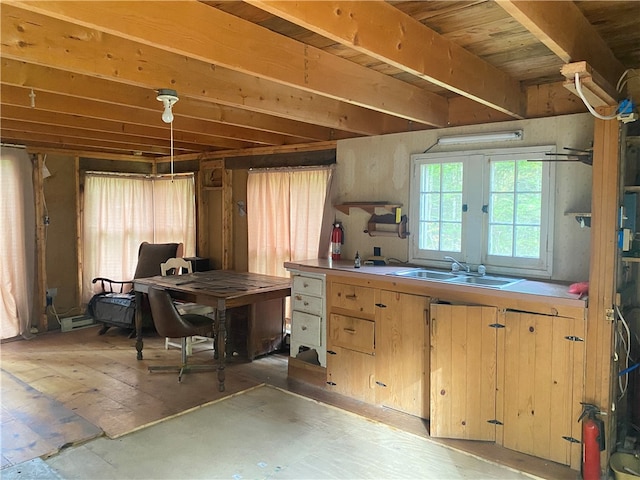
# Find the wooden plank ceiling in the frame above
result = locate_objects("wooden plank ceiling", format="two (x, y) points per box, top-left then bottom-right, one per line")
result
(1, 1), (638, 160)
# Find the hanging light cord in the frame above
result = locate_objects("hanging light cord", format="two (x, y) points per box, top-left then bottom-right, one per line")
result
(170, 119), (174, 181)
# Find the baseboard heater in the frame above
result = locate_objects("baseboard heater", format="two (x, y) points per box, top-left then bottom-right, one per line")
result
(61, 315), (95, 332)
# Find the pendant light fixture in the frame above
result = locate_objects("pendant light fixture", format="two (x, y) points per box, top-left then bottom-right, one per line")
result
(156, 89), (179, 179)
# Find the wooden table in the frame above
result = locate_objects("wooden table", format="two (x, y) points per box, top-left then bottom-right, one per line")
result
(133, 270), (291, 391)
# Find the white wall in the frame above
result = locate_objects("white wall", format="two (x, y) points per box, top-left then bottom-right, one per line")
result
(334, 113), (594, 282)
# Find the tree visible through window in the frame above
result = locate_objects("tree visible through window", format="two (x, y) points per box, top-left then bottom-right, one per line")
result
(410, 146), (555, 277)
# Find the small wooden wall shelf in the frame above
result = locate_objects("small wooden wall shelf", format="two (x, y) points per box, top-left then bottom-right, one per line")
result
(335, 202), (401, 215)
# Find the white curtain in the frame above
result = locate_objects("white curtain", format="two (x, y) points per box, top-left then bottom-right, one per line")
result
(247, 167), (333, 278)
(82, 173), (195, 303)
(0, 147), (35, 340)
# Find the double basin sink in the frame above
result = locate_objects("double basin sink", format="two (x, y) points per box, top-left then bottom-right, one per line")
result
(389, 268), (523, 289)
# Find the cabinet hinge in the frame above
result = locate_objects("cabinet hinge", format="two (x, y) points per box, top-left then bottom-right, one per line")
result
(606, 308), (615, 322)
(489, 323), (505, 329)
(375, 381), (387, 388)
(562, 436), (580, 444)
(327, 350), (337, 355)
(375, 303), (387, 308)
(326, 381), (336, 386)
(565, 335), (585, 342)
(487, 419), (503, 425)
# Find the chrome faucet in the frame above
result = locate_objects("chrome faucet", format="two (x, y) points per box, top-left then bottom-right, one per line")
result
(444, 255), (470, 273)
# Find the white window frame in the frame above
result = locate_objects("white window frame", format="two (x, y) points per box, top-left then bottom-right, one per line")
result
(409, 145), (556, 278)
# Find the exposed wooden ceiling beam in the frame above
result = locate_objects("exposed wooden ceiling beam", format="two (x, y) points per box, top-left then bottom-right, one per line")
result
(496, 0), (626, 89)
(5, 1), (448, 128)
(0, 128), (173, 155)
(247, 0), (526, 120)
(1, 5), (410, 137)
(1, 84), (259, 150)
(1, 58), (341, 143)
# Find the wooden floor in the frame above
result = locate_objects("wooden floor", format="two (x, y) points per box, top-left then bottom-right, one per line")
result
(1, 326), (577, 479)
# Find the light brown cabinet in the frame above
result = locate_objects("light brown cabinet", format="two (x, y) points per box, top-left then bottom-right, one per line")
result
(430, 304), (498, 440)
(327, 279), (430, 417)
(375, 291), (429, 417)
(430, 304), (584, 470)
(501, 311), (584, 470)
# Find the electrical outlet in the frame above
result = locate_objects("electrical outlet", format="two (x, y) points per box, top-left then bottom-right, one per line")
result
(46, 287), (58, 298)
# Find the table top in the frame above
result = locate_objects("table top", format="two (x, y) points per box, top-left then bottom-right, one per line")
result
(133, 270), (291, 307)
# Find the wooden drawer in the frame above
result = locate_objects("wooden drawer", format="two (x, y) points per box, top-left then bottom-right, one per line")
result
(331, 282), (376, 317)
(292, 293), (323, 316)
(293, 275), (324, 297)
(291, 311), (322, 346)
(329, 314), (375, 355)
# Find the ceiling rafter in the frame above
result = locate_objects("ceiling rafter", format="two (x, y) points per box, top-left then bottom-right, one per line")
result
(1, 4), (409, 138)
(495, 0), (626, 89)
(1, 59), (342, 143)
(246, 0), (526, 119)
(5, 0), (448, 128)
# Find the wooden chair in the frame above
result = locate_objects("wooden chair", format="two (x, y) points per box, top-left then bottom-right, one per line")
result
(160, 258), (215, 355)
(146, 286), (216, 382)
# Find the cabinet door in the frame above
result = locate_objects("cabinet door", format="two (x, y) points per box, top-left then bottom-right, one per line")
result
(501, 311), (584, 469)
(430, 304), (498, 440)
(375, 291), (429, 418)
(326, 346), (375, 403)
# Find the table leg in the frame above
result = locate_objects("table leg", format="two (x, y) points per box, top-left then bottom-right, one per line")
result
(135, 291), (144, 360)
(216, 301), (226, 392)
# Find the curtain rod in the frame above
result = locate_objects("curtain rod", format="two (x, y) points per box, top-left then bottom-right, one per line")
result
(85, 171), (194, 180)
(248, 164), (335, 173)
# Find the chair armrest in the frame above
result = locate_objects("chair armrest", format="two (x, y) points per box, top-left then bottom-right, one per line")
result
(92, 277), (134, 294)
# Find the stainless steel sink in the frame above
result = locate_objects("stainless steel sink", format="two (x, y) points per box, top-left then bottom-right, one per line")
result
(448, 275), (523, 288)
(389, 268), (523, 289)
(390, 269), (458, 280)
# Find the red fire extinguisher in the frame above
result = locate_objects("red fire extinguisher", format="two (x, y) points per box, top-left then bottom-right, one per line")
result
(578, 403), (605, 480)
(331, 222), (344, 260)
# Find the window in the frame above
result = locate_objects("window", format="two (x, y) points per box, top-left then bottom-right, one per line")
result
(81, 173), (196, 302)
(410, 146), (555, 277)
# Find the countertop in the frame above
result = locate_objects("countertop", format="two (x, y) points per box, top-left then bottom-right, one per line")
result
(285, 259), (587, 314)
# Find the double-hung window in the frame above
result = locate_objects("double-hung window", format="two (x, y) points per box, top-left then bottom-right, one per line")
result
(410, 146), (555, 278)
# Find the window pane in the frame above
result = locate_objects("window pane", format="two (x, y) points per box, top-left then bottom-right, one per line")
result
(516, 193), (541, 224)
(441, 193), (462, 222)
(421, 193), (441, 221)
(421, 164), (441, 192)
(442, 163), (463, 191)
(516, 161), (542, 191)
(515, 226), (540, 257)
(490, 193), (514, 223)
(441, 222), (462, 252)
(489, 225), (513, 256)
(416, 161), (462, 253)
(491, 162), (514, 192)
(419, 221), (441, 250)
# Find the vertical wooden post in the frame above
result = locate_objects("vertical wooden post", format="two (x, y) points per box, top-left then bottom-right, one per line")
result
(75, 156), (83, 306)
(586, 107), (619, 473)
(32, 152), (48, 332)
(222, 167), (233, 270)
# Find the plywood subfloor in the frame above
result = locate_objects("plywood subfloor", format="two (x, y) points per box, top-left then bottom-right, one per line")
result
(1, 327), (576, 479)
(45, 385), (536, 480)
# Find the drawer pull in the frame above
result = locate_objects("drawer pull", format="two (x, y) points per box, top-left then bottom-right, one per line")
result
(343, 328), (356, 334)
(303, 301), (309, 306)
(303, 282), (309, 288)
(345, 294), (357, 300)
(295, 295), (302, 300)
(301, 325), (307, 331)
